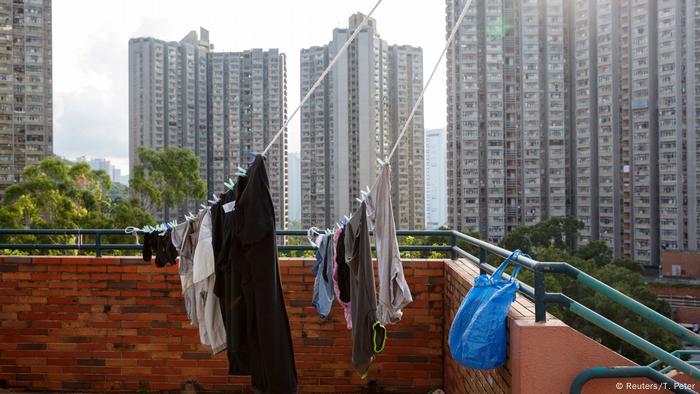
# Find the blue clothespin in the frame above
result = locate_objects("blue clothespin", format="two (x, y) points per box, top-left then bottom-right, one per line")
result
(247, 151), (257, 166)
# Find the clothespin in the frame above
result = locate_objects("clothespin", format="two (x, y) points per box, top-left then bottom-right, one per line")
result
(224, 178), (235, 190)
(236, 167), (248, 177)
(307, 227), (322, 247)
(247, 151), (257, 166)
(377, 157), (385, 166)
(200, 203), (207, 210)
(208, 193), (219, 205)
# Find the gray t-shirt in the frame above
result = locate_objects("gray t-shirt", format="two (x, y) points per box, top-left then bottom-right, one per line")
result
(367, 163), (413, 324)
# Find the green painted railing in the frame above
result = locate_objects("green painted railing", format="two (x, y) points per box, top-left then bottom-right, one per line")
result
(448, 231), (700, 393)
(0, 228), (453, 257)
(1, 228), (699, 392)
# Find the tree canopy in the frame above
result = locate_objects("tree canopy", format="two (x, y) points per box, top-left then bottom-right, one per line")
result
(129, 147), (206, 213)
(0, 156), (153, 254)
(500, 216), (682, 364)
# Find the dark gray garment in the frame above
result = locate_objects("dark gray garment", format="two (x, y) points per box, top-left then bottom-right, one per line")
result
(344, 201), (381, 377)
(311, 233), (335, 318)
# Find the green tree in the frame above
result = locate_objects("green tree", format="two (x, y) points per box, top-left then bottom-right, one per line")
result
(499, 217), (681, 364)
(130, 147), (206, 214)
(1, 157), (110, 230)
(0, 157), (153, 255)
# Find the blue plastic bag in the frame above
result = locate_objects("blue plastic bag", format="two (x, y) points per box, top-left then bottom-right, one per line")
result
(448, 250), (527, 370)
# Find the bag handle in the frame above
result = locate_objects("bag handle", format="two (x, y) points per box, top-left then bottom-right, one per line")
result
(492, 249), (529, 282)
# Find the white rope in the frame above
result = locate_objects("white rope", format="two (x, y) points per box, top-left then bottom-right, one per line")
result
(260, 0), (385, 157)
(386, 0), (475, 162)
(124, 226), (141, 245)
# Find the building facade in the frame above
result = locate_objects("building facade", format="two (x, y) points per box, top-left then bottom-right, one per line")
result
(446, 0), (568, 243)
(425, 128), (447, 229)
(129, 29), (287, 228)
(0, 0), (52, 192)
(300, 13), (424, 229)
(447, 0), (700, 268)
(570, 0), (698, 268)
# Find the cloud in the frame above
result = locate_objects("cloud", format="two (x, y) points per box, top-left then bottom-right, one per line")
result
(53, 89), (128, 164)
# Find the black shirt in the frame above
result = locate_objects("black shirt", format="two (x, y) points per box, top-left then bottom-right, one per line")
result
(229, 155), (297, 393)
(336, 227), (351, 303)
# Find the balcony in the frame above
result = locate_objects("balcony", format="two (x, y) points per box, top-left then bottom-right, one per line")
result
(0, 229), (698, 393)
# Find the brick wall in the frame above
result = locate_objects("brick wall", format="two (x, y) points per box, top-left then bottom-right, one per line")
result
(648, 284), (700, 298)
(0, 256), (444, 393)
(443, 259), (511, 393)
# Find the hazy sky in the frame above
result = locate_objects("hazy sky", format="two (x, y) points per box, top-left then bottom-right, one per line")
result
(53, 0), (446, 174)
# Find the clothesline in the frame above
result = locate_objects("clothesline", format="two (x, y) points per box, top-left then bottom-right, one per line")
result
(260, 0), (384, 157)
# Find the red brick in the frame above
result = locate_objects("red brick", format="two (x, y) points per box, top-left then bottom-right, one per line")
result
(0, 257), (452, 393)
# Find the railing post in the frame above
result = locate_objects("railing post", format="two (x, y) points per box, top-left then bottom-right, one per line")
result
(95, 233), (102, 258)
(450, 232), (457, 260)
(479, 247), (486, 275)
(534, 269), (546, 322)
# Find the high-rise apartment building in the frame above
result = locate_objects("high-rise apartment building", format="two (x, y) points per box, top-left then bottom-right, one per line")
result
(129, 29), (287, 228)
(570, 0), (700, 268)
(129, 29), (210, 219)
(425, 128), (447, 229)
(207, 49), (287, 229)
(0, 0), (52, 192)
(300, 13), (424, 229)
(446, 0), (567, 243)
(447, 0), (700, 268)
(287, 151), (301, 224)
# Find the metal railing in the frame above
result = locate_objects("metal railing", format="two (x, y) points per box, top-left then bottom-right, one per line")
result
(1, 227), (699, 392)
(447, 231), (700, 394)
(0, 229), (455, 257)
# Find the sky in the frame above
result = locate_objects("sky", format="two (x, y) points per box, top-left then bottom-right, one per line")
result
(53, 0), (447, 175)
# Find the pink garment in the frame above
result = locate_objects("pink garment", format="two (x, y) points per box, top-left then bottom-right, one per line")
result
(333, 226), (352, 329)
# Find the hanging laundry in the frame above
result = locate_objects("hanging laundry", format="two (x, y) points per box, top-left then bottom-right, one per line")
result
(311, 233), (335, 318)
(345, 201), (386, 378)
(142, 230), (178, 268)
(333, 225), (352, 329)
(211, 186), (251, 376)
(230, 155), (297, 393)
(192, 207), (227, 355)
(211, 188), (234, 298)
(367, 163), (413, 325)
(171, 221), (198, 326)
